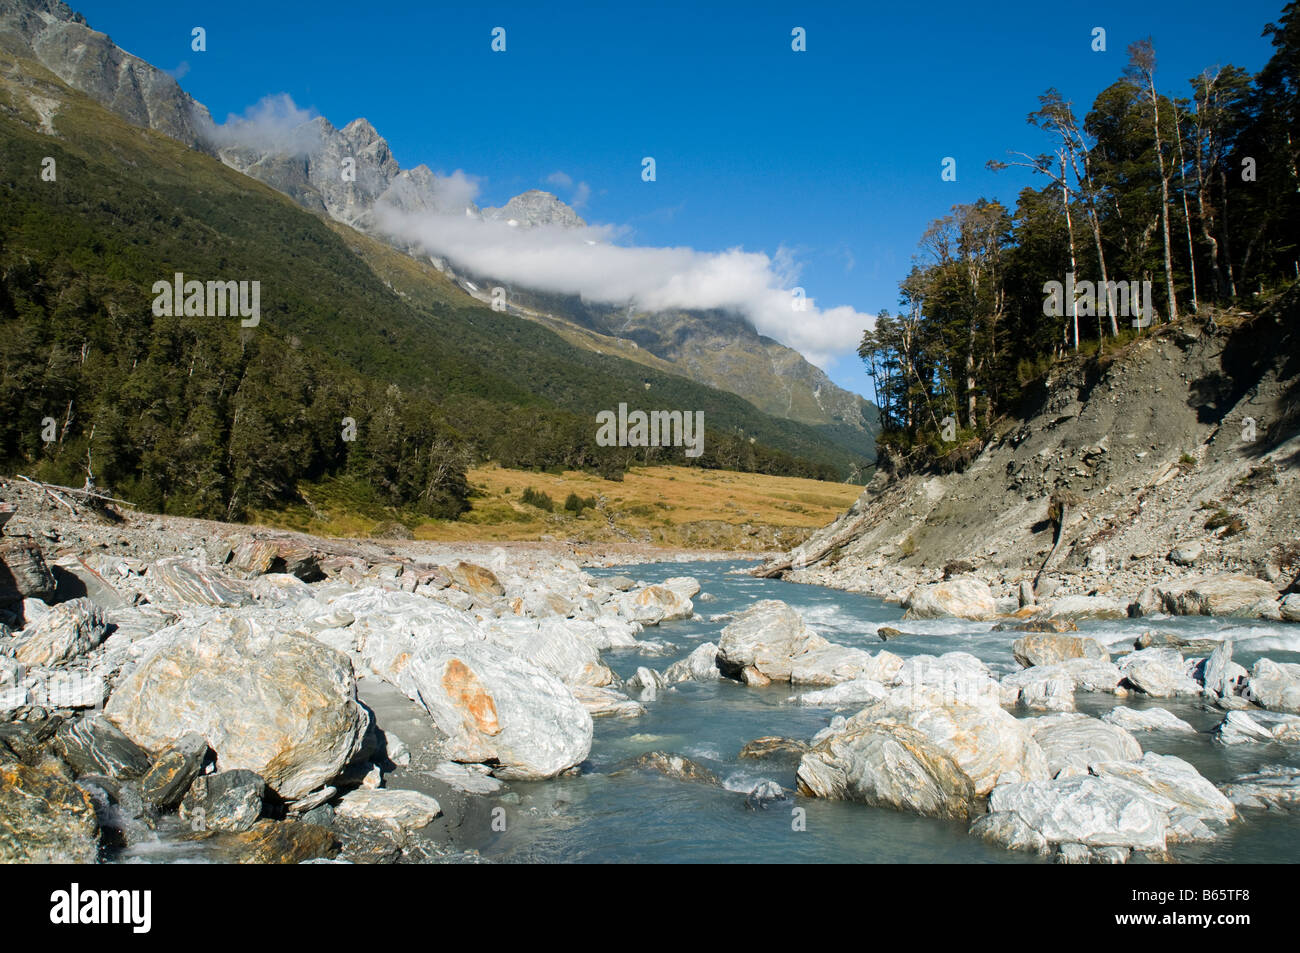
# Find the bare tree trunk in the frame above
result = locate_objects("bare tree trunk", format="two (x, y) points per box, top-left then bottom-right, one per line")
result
(1174, 108), (1199, 312)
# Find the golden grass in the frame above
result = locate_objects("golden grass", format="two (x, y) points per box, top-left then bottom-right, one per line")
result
(254, 464), (862, 550)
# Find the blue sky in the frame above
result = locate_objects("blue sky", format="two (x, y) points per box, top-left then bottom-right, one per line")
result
(73, 0), (1286, 400)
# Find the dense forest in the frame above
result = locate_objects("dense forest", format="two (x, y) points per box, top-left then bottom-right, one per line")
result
(0, 69), (849, 523)
(860, 3), (1299, 471)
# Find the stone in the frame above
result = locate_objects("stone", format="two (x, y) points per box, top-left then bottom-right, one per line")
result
(1220, 766), (1300, 811)
(1046, 595), (1126, 620)
(0, 538), (56, 603)
(662, 642), (721, 683)
(1245, 658), (1300, 713)
(797, 721), (976, 818)
(571, 685), (646, 718)
(717, 600), (825, 683)
(891, 652), (1001, 709)
(1156, 574), (1280, 618)
(370, 637), (591, 781)
(14, 597), (107, 666)
(1169, 543), (1202, 566)
(181, 818), (336, 863)
(335, 787), (442, 831)
(995, 617), (1078, 633)
(1199, 640), (1238, 698)
(105, 617), (367, 800)
(1028, 713), (1143, 778)
(228, 537), (322, 580)
(796, 677), (888, 708)
(139, 731), (208, 811)
(53, 715), (152, 779)
(430, 761), (504, 795)
(662, 576), (701, 599)
(445, 561), (504, 601)
(633, 751), (720, 785)
(1102, 707), (1196, 734)
(901, 578), (997, 621)
(1091, 752), (1236, 830)
(606, 575), (636, 591)
(969, 811), (1050, 854)
(622, 584), (693, 623)
(1118, 648), (1202, 697)
(738, 736), (810, 760)
(1214, 710), (1300, 745)
(151, 559), (253, 607)
(1280, 593), (1300, 623)
(0, 759), (99, 862)
(181, 769), (266, 832)
(485, 618), (614, 688)
(987, 775), (1168, 852)
(744, 780), (787, 808)
(1012, 633), (1109, 668)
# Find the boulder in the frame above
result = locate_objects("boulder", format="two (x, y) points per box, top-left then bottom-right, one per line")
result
(105, 617), (367, 800)
(0, 759), (99, 863)
(1012, 633), (1109, 668)
(372, 637), (592, 780)
(1245, 658), (1300, 713)
(983, 775), (1168, 853)
(181, 819), (335, 864)
(151, 559), (253, 607)
(739, 736), (810, 760)
(633, 751), (720, 785)
(14, 597), (107, 667)
(445, 561), (505, 601)
(902, 578), (997, 621)
(1102, 707), (1196, 734)
(485, 618), (614, 688)
(1118, 648), (1202, 697)
(139, 731), (208, 811)
(53, 715), (152, 779)
(797, 720), (976, 818)
(228, 538), (322, 580)
(335, 788), (442, 831)
(180, 769), (267, 833)
(0, 538), (56, 604)
(1199, 640), (1238, 698)
(1220, 766), (1300, 811)
(622, 585), (693, 623)
(662, 576), (701, 599)
(717, 600), (825, 683)
(1156, 574), (1280, 618)
(1213, 710), (1300, 745)
(796, 677), (889, 709)
(571, 685), (646, 718)
(662, 642), (721, 683)
(1028, 713), (1143, 778)
(1091, 752), (1235, 830)
(1046, 595), (1126, 620)
(1280, 593), (1300, 623)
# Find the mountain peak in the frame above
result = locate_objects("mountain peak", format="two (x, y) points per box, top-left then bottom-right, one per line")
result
(483, 190), (586, 228)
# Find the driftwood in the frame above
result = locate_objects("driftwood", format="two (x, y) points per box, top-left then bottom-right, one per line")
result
(16, 473), (80, 515)
(13, 474), (136, 523)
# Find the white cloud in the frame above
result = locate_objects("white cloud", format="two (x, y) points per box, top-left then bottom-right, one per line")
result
(202, 93), (323, 155)
(375, 204), (873, 366)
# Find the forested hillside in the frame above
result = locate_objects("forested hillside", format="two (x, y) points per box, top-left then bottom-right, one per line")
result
(860, 4), (1299, 472)
(0, 57), (861, 521)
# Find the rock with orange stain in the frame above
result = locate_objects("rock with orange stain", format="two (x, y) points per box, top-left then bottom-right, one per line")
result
(394, 642), (591, 780)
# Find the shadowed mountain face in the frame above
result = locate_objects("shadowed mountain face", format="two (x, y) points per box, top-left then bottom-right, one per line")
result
(0, 0), (876, 463)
